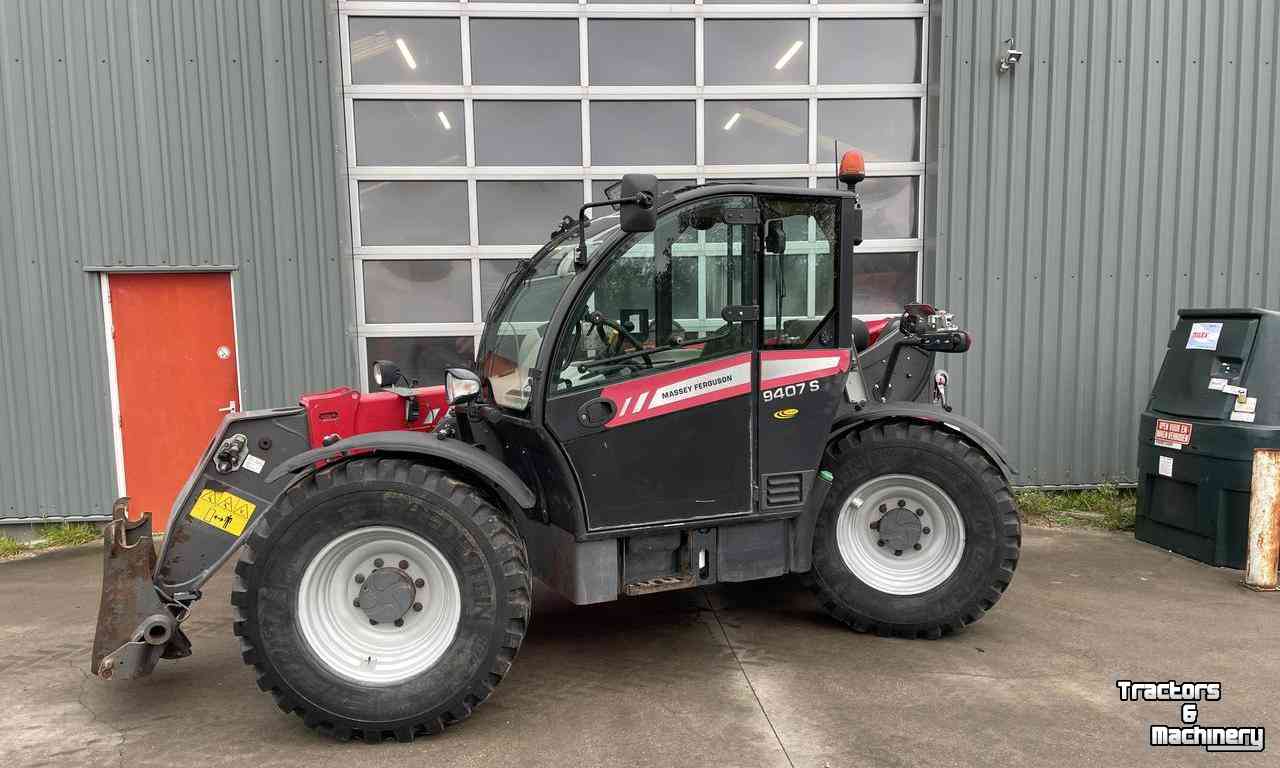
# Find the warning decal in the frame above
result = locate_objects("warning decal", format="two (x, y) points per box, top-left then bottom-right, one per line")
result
(1154, 419), (1192, 450)
(189, 488), (257, 537)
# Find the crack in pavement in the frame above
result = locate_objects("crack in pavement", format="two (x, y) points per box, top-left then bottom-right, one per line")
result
(70, 658), (127, 768)
(701, 592), (795, 768)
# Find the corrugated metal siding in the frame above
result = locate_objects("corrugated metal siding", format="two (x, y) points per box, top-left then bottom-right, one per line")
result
(933, 0), (1280, 486)
(0, 0), (351, 519)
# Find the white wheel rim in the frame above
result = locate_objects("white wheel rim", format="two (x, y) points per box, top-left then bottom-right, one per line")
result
(296, 526), (462, 685)
(835, 474), (966, 596)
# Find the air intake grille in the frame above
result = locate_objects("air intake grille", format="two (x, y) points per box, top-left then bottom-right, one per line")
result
(763, 472), (805, 508)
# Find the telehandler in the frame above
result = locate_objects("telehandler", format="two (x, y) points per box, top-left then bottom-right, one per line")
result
(91, 150), (1020, 741)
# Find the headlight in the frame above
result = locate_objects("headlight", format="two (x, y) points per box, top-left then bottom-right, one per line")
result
(372, 360), (401, 389)
(445, 368), (482, 405)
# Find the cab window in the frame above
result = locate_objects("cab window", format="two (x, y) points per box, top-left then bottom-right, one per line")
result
(551, 195), (757, 394)
(761, 196), (838, 348)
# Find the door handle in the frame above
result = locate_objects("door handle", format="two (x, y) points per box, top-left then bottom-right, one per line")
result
(577, 397), (616, 428)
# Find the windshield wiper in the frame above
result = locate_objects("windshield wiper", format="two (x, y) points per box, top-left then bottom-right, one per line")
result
(577, 331), (733, 372)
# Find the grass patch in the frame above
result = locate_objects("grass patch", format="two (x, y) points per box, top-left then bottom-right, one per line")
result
(36, 522), (100, 548)
(0, 535), (21, 559)
(1015, 484), (1136, 532)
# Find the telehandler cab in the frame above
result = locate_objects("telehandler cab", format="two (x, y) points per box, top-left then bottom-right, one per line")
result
(91, 150), (1021, 741)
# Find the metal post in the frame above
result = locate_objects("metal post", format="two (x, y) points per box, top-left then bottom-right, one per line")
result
(1242, 448), (1280, 591)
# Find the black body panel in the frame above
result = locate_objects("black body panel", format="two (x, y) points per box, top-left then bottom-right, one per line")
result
(549, 386), (755, 530)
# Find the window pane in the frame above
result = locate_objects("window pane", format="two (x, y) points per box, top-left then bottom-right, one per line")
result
(818, 20), (921, 84)
(760, 198), (837, 346)
(853, 252), (917, 314)
(819, 176), (918, 238)
(817, 99), (920, 163)
(589, 20), (694, 85)
(590, 102), (695, 165)
(591, 178), (696, 201)
(349, 18), (462, 85)
(705, 100), (808, 165)
(363, 260), (472, 323)
(477, 181), (583, 245)
(470, 19), (579, 85)
(479, 259), (523, 316)
(358, 181), (469, 246)
(354, 101), (465, 166)
(474, 102), (581, 166)
(366, 337), (475, 388)
(706, 20), (809, 85)
(553, 196), (756, 393)
(859, 177), (918, 238)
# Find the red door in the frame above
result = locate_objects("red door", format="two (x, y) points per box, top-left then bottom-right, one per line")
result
(108, 273), (239, 530)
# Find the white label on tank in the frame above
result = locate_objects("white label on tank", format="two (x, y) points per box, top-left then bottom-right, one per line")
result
(242, 454), (266, 474)
(1230, 411), (1256, 423)
(1222, 384), (1247, 397)
(1234, 396), (1257, 414)
(1207, 378), (1227, 391)
(1158, 455), (1174, 477)
(1185, 322), (1223, 350)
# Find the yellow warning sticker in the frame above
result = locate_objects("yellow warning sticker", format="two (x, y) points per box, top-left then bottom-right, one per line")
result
(189, 488), (257, 537)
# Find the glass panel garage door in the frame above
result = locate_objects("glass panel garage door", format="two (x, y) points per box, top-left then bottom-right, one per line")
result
(340, 1), (929, 388)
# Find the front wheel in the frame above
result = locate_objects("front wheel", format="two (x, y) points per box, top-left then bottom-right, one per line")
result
(809, 422), (1020, 638)
(231, 458), (531, 741)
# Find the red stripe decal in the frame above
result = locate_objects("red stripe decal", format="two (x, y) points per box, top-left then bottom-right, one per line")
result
(602, 352), (752, 427)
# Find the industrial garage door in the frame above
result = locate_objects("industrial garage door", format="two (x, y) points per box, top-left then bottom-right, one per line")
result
(337, 1), (931, 388)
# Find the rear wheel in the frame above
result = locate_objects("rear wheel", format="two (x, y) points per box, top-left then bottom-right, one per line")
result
(232, 458), (530, 741)
(809, 422), (1020, 638)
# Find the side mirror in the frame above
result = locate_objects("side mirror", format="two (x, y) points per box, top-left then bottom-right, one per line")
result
(765, 219), (787, 255)
(618, 174), (657, 233)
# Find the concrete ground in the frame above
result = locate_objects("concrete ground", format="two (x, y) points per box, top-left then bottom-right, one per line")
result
(1, 527), (1275, 768)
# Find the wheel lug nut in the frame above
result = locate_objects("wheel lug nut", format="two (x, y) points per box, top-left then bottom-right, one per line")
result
(398, 560), (409, 570)
(373, 558), (384, 568)
(869, 520), (880, 530)
(897, 499), (906, 508)
(877, 539), (885, 547)
(353, 599), (361, 608)
(414, 578), (425, 588)
(893, 549), (903, 556)
(922, 527), (931, 535)
(878, 504), (887, 514)
(369, 619), (378, 626)
(915, 508), (924, 517)
(413, 602), (423, 612)
(394, 619), (404, 627)
(913, 543), (922, 551)
(354, 573), (365, 584)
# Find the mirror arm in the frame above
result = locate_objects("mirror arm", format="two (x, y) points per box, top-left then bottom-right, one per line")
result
(574, 193), (652, 268)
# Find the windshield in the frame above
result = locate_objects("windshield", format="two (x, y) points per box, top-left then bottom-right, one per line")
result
(479, 216), (620, 410)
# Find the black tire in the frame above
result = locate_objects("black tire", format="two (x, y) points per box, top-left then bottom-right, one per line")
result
(808, 421), (1020, 639)
(231, 457), (531, 741)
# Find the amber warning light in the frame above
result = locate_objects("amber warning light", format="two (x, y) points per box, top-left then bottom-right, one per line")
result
(838, 149), (866, 189)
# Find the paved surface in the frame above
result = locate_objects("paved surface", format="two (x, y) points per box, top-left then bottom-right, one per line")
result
(2, 527), (1276, 768)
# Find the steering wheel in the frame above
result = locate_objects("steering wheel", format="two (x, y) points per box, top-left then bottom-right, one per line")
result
(586, 311), (653, 367)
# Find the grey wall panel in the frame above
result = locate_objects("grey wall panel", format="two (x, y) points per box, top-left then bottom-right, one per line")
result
(0, 0), (351, 520)
(934, 0), (1280, 486)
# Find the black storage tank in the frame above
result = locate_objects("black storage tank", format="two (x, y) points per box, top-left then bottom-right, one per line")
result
(1136, 307), (1280, 568)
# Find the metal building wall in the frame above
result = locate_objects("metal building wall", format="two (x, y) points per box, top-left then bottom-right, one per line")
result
(0, 0), (352, 520)
(932, 0), (1280, 486)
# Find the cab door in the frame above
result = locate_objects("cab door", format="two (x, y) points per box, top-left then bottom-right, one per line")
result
(543, 195), (760, 530)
